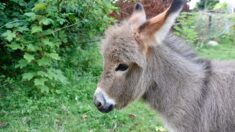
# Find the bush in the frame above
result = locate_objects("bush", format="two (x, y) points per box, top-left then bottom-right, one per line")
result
(0, 0), (115, 95)
(197, 0), (219, 10)
(174, 11), (235, 46)
(174, 12), (198, 44)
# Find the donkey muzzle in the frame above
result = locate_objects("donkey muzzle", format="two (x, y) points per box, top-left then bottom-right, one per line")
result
(93, 89), (115, 113)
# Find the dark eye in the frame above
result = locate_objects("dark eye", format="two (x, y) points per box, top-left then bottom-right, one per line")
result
(115, 64), (129, 71)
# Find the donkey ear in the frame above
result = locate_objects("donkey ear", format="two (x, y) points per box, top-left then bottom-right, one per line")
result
(129, 2), (146, 28)
(138, 0), (185, 43)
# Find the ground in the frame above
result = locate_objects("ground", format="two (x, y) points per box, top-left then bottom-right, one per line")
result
(0, 39), (234, 132)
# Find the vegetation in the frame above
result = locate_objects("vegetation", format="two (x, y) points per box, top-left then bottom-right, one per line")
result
(174, 12), (198, 44)
(196, 0), (219, 10)
(0, 0), (115, 95)
(1, 41), (234, 131)
(0, 46), (163, 131)
(198, 36), (235, 59)
(0, 0), (235, 131)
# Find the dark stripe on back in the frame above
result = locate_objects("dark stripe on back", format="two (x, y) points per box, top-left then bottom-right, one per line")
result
(164, 34), (212, 108)
(198, 60), (212, 108)
(164, 34), (200, 64)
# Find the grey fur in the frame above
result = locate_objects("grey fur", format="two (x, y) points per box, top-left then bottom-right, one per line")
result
(94, 2), (235, 132)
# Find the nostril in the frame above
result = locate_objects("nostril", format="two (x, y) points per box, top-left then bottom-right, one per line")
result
(94, 91), (114, 113)
(107, 104), (114, 111)
(94, 92), (105, 109)
(94, 95), (104, 109)
(97, 101), (102, 108)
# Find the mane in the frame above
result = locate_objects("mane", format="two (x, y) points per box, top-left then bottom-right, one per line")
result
(163, 33), (210, 68)
(163, 33), (212, 105)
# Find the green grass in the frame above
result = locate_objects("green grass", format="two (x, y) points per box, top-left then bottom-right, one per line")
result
(0, 40), (234, 132)
(0, 72), (162, 132)
(197, 38), (235, 59)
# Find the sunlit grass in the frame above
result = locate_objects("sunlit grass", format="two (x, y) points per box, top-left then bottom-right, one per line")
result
(197, 38), (235, 60)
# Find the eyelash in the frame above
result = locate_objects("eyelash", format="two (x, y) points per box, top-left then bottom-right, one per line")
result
(115, 64), (129, 71)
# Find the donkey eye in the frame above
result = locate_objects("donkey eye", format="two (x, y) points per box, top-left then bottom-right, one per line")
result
(115, 64), (129, 71)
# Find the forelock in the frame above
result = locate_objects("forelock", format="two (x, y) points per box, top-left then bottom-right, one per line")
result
(99, 21), (145, 65)
(100, 21), (136, 55)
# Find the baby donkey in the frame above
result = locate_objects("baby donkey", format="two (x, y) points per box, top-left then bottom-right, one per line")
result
(93, 0), (235, 131)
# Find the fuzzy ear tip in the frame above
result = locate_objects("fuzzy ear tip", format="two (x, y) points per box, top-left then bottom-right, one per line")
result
(134, 2), (144, 11)
(168, 0), (185, 14)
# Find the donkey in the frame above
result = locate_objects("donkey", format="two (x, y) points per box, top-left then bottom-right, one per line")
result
(93, 0), (235, 131)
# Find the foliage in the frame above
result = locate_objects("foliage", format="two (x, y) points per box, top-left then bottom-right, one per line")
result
(0, 47), (163, 131)
(174, 12), (198, 44)
(197, 0), (219, 10)
(196, 12), (234, 44)
(198, 36), (235, 59)
(230, 15), (235, 42)
(214, 2), (228, 11)
(0, 0), (115, 94)
(174, 11), (235, 47)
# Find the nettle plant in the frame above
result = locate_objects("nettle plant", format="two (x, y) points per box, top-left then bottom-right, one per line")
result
(0, 0), (115, 94)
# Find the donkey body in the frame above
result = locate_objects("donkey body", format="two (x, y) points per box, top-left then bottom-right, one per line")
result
(93, 0), (235, 132)
(143, 34), (235, 132)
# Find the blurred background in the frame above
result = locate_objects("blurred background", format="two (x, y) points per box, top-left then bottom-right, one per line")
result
(0, 0), (234, 131)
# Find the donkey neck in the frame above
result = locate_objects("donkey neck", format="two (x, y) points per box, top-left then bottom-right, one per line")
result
(143, 43), (206, 112)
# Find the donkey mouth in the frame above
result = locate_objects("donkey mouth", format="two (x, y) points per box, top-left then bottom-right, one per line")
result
(93, 91), (115, 113)
(97, 104), (114, 113)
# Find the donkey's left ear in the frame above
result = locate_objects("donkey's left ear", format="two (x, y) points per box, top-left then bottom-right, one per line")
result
(138, 0), (185, 43)
(129, 2), (146, 28)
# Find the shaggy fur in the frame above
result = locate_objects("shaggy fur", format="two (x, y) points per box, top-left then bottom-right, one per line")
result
(94, 0), (235, 131)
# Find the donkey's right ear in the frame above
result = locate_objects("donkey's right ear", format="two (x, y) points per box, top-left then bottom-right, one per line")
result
(137, 0), (185, 44)
(129, 2), (146, 28)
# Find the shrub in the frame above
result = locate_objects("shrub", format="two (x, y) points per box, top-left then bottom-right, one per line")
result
(174, 11), (235, 46)
(0, 0), (115, 95)
(197, 0), (219, 10)
(174, 12), (198, 44)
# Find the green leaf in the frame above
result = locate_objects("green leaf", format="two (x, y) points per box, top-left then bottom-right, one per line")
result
(39, 18), (54, 26)
(57, 18), (66, 25)
(15, 59), (28, 68)
(53, 69), (68, 84)
(24, 12), (36, 21)
(37, 71), (47, 77)
(37, 57), (50, 66)
(34, 78), (47, 86)
(32, 3), (47, 11)
(47, 68), (67, 84)
(24, 53), (35, 63)
(22, 72), (35, 81)
(1, 30), (16, 42)
(8, 42), (22, 50)
(46, 69), (55, 80)
(17, 26), (29, 33)
(31, 25), (42, 34)
(58, 31), (67, 43)
(26, 44), (37, 52)
(42, 39), (54, 48)
(38, 85), (49, 93)
(47, 53), (60, 60)
(5, 23), (14, 28)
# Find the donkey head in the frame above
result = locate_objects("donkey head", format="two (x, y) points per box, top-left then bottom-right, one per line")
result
(94, 0), (185, 113)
